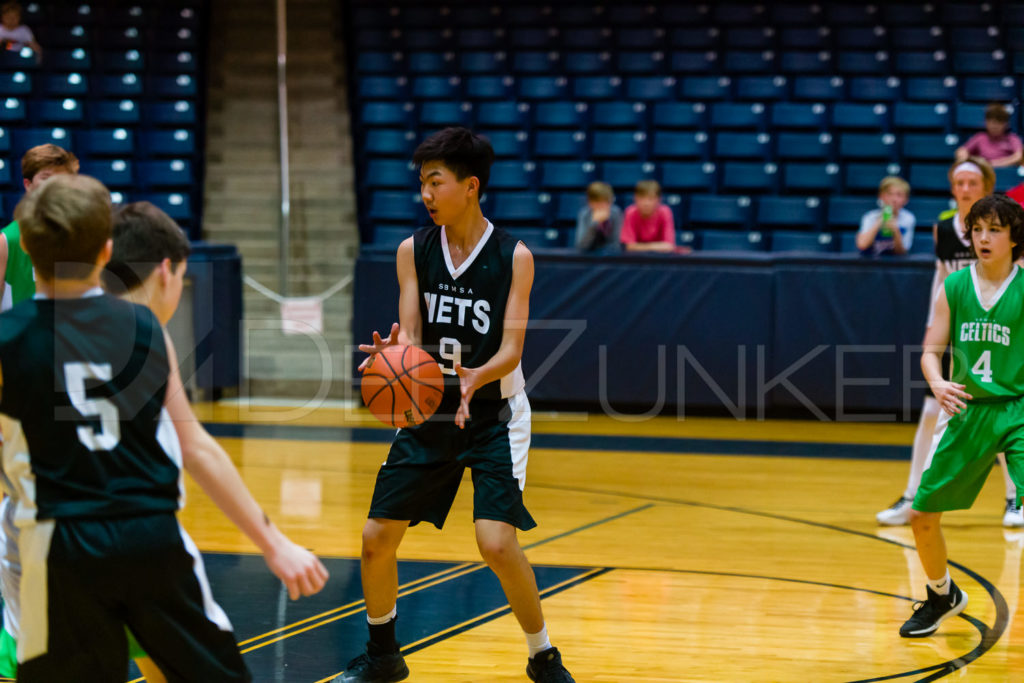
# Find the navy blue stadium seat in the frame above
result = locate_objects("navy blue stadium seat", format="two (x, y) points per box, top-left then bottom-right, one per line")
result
(98, 73), (142, 97)
(152, 74), (197, 98)
(561, 28), (608, 49)
(138, 192), (191, 222)
(86, 159), (133, 188)
(369, 191), (425, 223)
(418, 101), (472, 128)
(832, 102), (890, 130)
(908, 197), (956, 225)
(625, 76), (677, 101)
(778, 27), (830, 50)
(909, 163), (955, 194)
(701, 229), (765, 252)
(356, 51), (401, 74)
(652, 102), (706, 129)
(834, 27), (887, 50)
(827, 196), (874, 229)
(688, 195), (754, 229)
(770, 102), (827, 130)
(904, 77), (958, 102)
(714, 132), (771, 160)
(837, 231), (862, 253)
(488, 161), (537, 191)
(12, 127), (73, 155)
(482, 131), (530, 159)
(572, 77), (623, 101)
(147, 100), (196, 126)
(41, 73), (88, 96)
(942, 4), (997, 25)
(98, 49), (145, 71)
(720, 162), (780, 193)
(650, 131), (709, 159)
(911, 230), (936, 255)
(609, 5), (660, 25)
(844, 163), (903, 193)
(507, 28), (554, 50)
(770, 230), (835, 253)
(553, 193), (586, 227)
(539, 161), (596, 190)
(676, 226), (699, 250)
(885, 4), (938, 25)
(771, 5), (822, 26)
(996, 166), (1024, 192)
(722, 50), (775, 74)
(0, 158), (12, 188)
(848, 77), (902, 102)
(364, 159), (415, 189)
(591, 102), (647, 129)
(779, 51), (832, 74)
(513, 52), (558, 74)
(671, 51), (718, 74)
(679, 76), (732, 100)
(138, 129), (193, 156)
(775, 132), (833, 160)
(0, 97), (26, 123)
(48, 48), (92, 70)
(659, 161), (717, 192)
(894, 52), (948, 76)
(715, 3), (767, 25)
(533, 102), (588, 129)
(901, 134), (960, 162)
(734, 76), (789, 101)
(710, 102), (766, 130)
(407, 51), (450, 75)
(364, 129), (417, 157)
(505, 227), (564, 249)
(411, 76), (461, 100)
(460, 51), (504, 74)
(892, 102), (951, 131)
(78, 128), (135, 157)
(782, 162), (842, 193)
(35, 98), (84, 124)
(792, 76), (845, 101)
(517, 76), (569, 100)
(532, 130), (587, 158)
(838, 133), (898, 161)
(956, 53), (1011, 76)
(669, 28), (719, 50)
(962, 76), (1017, 102)
(0, 71), (31, 96)
(372, 226), (416, 249)
(490, 192), (552, 225)
(756, 196), (823, 230)
(502, 6), (547, 26)
(602, 161), (657, 191)
(890, 27), (945, 51)
(837, 51), (890, 75)
(617, 51), (665, 74)
(92, 99), (139, 125)
(478, 102), (531, 129)
(402, 29), (445, 51)
(0, 126), (9, 153)
(590, 131), (647, 159)
(723, 27), (773, 49)
(954, 102), (989, 130)
(359, 102), (415, 129)
(357, 76), (408, 100)
(465, 76), (513, 100)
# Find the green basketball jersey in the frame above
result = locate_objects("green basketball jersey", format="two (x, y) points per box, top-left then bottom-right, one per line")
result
(945, 264), (1024, 401)
(1, 221), (36, 309)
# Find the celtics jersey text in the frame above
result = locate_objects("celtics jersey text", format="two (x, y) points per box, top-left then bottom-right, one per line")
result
(945, 265), (1024, 401)
(0, 292), (182, 520)
(1, 221), (36, 311)
(413, 222), (525, 403)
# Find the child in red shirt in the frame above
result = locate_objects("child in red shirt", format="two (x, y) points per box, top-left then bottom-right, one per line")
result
(621, 180), (675, 252)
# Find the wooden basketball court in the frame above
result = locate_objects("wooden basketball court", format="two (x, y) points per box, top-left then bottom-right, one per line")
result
(153, 403), (1023, 682)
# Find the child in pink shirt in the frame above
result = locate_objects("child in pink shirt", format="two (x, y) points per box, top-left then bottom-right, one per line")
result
(621, 180), (675, 252)
(956, 103), (1023, 169)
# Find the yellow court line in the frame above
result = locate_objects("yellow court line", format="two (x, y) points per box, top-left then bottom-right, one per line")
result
(240, 564), (488, 653)
(236, 562), (477, 646)
(312, 567), (609, 683)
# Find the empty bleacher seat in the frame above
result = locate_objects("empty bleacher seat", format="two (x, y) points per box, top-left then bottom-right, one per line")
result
(147, 100), (195, 126)
(460, 51), (505, 74)
(834, 26), (887, 50)
(827, 196), (874, 229)
(770, 102), (827, 130)
(901, 133), (960, 162)
(572, 77), (623, 101)
(791, 75), (845, 101)
(93, 99), (140, 125)
(591, 102), (647, 129)
(782, 162), (842, 193)
(364, 129), (417, 157)
(770, 230), (835, 252)
(78, 128), (135, 157)
(465, 76), (513, 100)
(152, 74), (198, 98)
(650, 131), (709, 159)
(505, 227), (564, 249)
(670, 51), (718, 74)
(603, 161), (656, 192)
(721, 162), (779, 193)
(86, 159), (133, 188)
(490, 191), (552, 225)
(372, 226), (416, 249)
(904, 76), (958, 102)
(359, 102), (415, 129)
(962, 76), (1017, 102)
(98, 73), (142, 97)
(369, 191), (425, 223)
(534, 102), (588, 129)
(844, 163), (903, 193)
(532, 130), (587, 158)
(679, 76), (732, 100)
(364, 159), (416, 189)
(0, 71), (31, 96)
(838, 133), (898, 161)
(779, 51), (832, 74)
(478, 102), (531, 129)
(908, 197), (957, 224)
(411, 76), (461, 100)
(138, 192), (191, 222)
(837, 51), (890, 75)
(513, 51), (558, 74)
(406, 51), (449, 75)
(539, 161), (596, 190)
(616, 51), (665, 74)
(418, 101), (472, 128)
(714, 132), (771, 160)
(590, 131), (647, 159)
(482, 131), (530, 159)
(12, 127), (73, 155)
(832, 102), (889, 130)
(892, 102), (951, 130)
(909, 163), (955, 194)
(710, 102), (766, 130)
(847, 76), (902, 101)
(0, 97), (26, 123)
(488, 161), (537, 191)
(688, 195), (754, 229)
(894, 52), (949, 76)
(652, 102), (706, 129)
(0, 159), (11, 188)
(41, 73), (88, 96)
(701, 229), (766, 252)
(518, 76), (569, 100)
(48, 47), (92, 70)
(659, 161), (716, 192)
(756, 196), (823, 230)
(35, 98), (84, 124)
(734, 76), (789, 101)
(776, 132), (833, 160)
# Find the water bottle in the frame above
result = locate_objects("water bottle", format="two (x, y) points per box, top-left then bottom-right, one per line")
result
(880, 205), (893, 237)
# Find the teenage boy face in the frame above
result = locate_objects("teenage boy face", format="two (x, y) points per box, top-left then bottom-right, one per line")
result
(635, 193), (659, 217)
(971, 217), (1017, 265)
(879, 186), (909, 211)
(986, 118), (1008, 138)
(24, 167), (72, 194)
(419, 160), (477, 226)
(951, 171), (986, 213)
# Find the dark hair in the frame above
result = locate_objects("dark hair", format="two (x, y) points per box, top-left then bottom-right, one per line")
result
(102, 201), (191, 294)
(965, 194), (1024, 262)
(21, 144), (79, 183)
(16, 174), (110, 280)
(412, 127), (494, 194)
(985, 102), (1011, 124)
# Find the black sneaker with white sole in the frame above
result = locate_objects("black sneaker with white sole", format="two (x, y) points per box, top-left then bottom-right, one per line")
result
(527, 647), (575, 683)
(333, 647), (409, 683)
(899, 581), (968, 638)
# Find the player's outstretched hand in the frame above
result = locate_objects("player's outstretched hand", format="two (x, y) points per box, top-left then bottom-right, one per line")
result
(265, 540), (330, 600)
(357, 322), (400, 371)
(454, 363), (482, 429)
(931, 380), (972, 416)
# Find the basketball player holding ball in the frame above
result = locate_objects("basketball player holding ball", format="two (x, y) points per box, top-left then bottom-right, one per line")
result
(340, 128), (574, 683)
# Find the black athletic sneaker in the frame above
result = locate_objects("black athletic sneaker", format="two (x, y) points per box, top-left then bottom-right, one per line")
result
(334, 648), (409, 683)
(526, 647), (575, 683)
(899, 581), (968, 637)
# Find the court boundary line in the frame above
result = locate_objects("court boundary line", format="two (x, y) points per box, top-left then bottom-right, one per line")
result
(527, 481), (1009, 682)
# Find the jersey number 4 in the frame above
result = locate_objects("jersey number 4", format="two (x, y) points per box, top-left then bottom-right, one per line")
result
(64, 362), (121, 451)
(971, 350), (993, 384)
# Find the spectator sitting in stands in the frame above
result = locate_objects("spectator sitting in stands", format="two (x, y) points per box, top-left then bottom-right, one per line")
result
(575, 181), (623, 253)
(955, 103), (1023, 169)
(0, 2), (40, 59)
(856, 176), (916, 256)
(621, 180), (675, 253)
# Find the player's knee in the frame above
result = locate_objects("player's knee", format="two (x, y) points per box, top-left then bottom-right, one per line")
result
(909, 509), (938, 534)
(361, 522), (399, 559)
(476, 536), (516, 568)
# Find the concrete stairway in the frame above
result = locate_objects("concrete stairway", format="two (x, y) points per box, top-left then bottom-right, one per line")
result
(203, 0), (358, 401)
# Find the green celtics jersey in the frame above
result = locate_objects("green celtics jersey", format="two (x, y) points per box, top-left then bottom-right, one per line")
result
(1, 221), (35, 310)
(945, 264), (1024, 401)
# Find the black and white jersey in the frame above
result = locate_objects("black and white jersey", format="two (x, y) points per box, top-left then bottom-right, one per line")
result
(0, 290), (182, 521)
(413, 221), (525, 403)
(926, 214), (975, 327)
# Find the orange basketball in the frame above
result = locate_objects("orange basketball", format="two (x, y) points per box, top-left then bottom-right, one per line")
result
(361, 344), (445, 428)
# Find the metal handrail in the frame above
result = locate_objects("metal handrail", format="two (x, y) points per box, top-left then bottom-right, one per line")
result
(275, 0), (290, 297)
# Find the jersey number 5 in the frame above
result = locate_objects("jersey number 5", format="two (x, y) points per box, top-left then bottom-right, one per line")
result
(64, 362), (121, 451)
(971, 350), (993, 384)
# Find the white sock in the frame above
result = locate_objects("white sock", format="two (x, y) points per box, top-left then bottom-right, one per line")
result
(927, 569), (951, 596)
(997, 453), (1017, 501)
(367, 606), (397, 625)
(905, 397), (939, 499)
(525, 625), (551, 658)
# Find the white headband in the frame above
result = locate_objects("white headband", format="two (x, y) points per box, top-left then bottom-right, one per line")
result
(953, 161), (984, 177)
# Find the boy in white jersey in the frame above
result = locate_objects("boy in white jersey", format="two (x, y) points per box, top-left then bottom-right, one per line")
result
(900, 194), (1024, 637)
(876, 157), (1023, 527)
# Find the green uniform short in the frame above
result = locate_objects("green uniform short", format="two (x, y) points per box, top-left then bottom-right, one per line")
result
(369, 391), (536, 531)
(915, 397), (1024, 512)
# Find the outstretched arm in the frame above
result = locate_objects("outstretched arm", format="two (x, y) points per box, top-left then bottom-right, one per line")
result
(162, 328), (328, 599)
